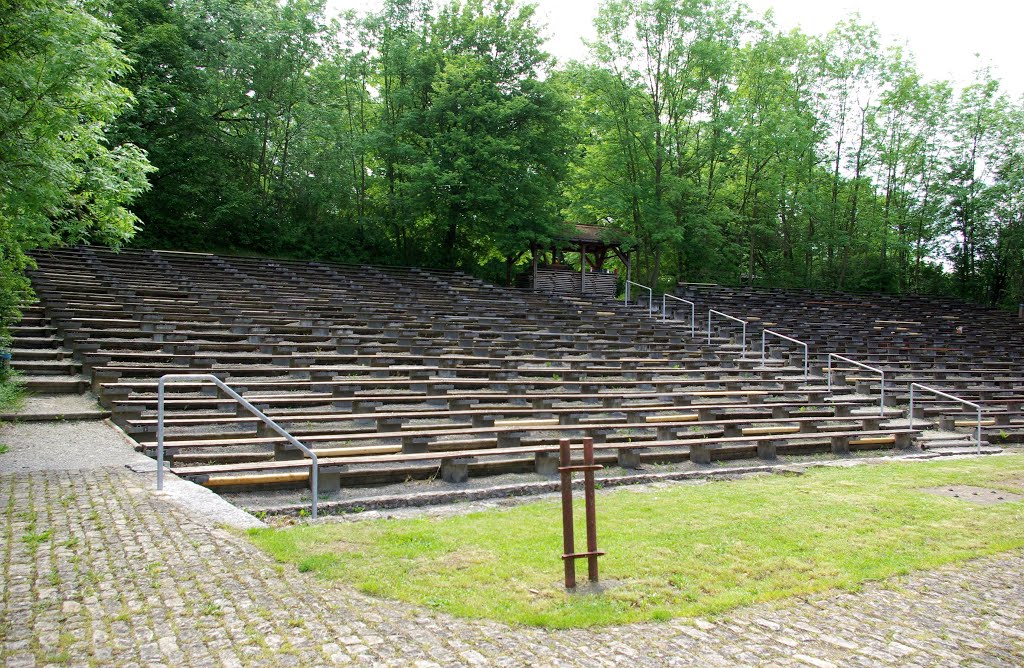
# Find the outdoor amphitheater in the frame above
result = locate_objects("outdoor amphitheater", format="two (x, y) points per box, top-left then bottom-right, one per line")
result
(2, 245), (1023, 666)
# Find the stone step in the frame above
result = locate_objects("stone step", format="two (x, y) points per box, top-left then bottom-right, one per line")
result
(0, 393), (107, 422)
(22, 375), (90, 394)
(924, 444), (1001, 455)
(12, 336), (63, 349)
(9, 325), (52, 337)
(0, 408), (110, 422)
(10, 348), (68, 362)
(11, 359), (82, 375)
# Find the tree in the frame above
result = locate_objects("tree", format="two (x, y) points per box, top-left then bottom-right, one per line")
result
(0, 0), (152, 337)
(362, 0), (569, 270)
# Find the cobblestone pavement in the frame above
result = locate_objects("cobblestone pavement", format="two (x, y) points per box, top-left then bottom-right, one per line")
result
(2, 467), (1022, 667)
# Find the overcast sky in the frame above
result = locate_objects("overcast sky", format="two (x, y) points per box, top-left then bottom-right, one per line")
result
(330, 0), (1023, 97)
(536, 0), (1022, 95)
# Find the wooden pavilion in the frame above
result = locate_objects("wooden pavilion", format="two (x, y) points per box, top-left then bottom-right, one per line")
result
(522, 224), (634, 298)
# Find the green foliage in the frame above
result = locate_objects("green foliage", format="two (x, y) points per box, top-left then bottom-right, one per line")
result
(90, 0), (1024, 304)
(560, 1), (1024, 305)
(0, 0), (152, 335)
(0, 372), (25, 412)
(111, 0), (569, 273)
(250, 455), (1024, 627)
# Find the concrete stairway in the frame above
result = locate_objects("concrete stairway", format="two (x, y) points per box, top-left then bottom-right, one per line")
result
(3, 304), (107, 423)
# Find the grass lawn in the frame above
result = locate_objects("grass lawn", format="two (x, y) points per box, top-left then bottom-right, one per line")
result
(249, 455), (1024, 628)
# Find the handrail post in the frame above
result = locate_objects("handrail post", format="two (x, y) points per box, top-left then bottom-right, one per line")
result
(662, 294), (696, 337)
(707, 309), (748, 355)
(761, 329), (810, 381)
(909, 384), (915, 428)
(908, 382), (984, 454)
(624, 281), (653, 319)
(827, 354), (884, 417)
(977, 405), (982, 455)
(157, 378), (165, 491)
(157, 373), (320, 520)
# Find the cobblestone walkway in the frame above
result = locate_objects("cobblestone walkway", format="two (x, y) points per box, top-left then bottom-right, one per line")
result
(2, 468), (1022, 667)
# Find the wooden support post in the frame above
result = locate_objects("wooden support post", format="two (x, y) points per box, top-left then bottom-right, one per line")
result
(559, 437), (605, 590)
(625, 252), (632, 302)
(580, 243), (587, 296)
(531, 242), (538, 290)
(558, 439), (576, 589)
(582, 438), (600, 583)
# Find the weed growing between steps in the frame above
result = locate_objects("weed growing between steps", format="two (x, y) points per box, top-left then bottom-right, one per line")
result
(0, 372), (25, 411)
(249, 455), (1024, 628)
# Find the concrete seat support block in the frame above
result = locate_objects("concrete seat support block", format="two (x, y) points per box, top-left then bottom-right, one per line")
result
(441, 458), (472, 483)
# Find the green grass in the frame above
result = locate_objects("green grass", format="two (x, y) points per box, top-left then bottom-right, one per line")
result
(249, 456), (1024, 628)
(0, 372), (26, 411)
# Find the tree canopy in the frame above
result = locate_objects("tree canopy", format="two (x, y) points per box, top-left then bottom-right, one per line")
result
(0, 0), (153, 337)
(2, 0), (1023, 318)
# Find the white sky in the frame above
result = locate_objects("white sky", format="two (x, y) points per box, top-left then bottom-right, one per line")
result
(537, 0), (1023, 96)
(330, 0), (1024, 97)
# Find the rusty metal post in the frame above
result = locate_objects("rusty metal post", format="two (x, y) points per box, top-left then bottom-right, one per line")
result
(558, 438), (576, 589)
(559, 438), (605, 590)
(582, 437), (599, 582)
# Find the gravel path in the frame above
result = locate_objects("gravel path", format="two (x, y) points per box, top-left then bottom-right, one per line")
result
(0, 420), (150, 473)
(0, 394), (102, 417)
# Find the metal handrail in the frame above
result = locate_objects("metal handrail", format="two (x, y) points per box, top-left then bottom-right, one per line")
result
(909, 383), (983, 454)
(707, 309), (748, 355)
(624, 280), (653, 316)
(761, 329), (809, 380)
(826, 354), (885, 416)
(662, 294), (696, 337)
(157, 374), (321, 520)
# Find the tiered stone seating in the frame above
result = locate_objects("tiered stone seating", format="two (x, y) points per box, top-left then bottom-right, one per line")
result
(674, 283), (1024, 444)
(17, 248), (925, 496)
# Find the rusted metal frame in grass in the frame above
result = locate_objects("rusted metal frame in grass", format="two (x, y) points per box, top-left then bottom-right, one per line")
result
(662, 294), (696, 337)
(157, 373), (321, 519)
(909, 383), (983, 454)
(707, 309), (748, 355)
(761, 329), (809, 380)
(624, 280), (653, 317)
(827, 354), (885, 417)
(558, 437), (604, 589)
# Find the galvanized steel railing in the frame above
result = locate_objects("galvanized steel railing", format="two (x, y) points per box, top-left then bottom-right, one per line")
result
(826, 354), (885, 416)
(624, 280), (653, 316)
(707, 309), (748, 355)
(761, 329), (809, 380)
(662, 294), (696, 337)
(157, 373), (321, 520)
(909, 383), (983, 454)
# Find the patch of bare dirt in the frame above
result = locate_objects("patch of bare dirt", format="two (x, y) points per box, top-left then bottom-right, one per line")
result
(921, 485), (1024, 505)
